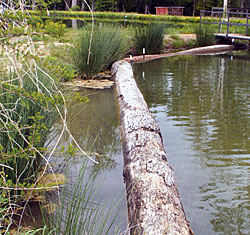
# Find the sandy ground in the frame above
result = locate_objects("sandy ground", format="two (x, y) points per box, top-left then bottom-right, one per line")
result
(164, 33), (196, 43)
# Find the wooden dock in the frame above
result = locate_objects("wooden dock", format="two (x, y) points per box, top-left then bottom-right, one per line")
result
(215, 33), (250, 41)
(200, 10), (250, 41)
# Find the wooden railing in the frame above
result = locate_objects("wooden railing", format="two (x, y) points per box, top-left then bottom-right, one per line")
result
(200, 10), (250, 37)
(211, 7), (250, 17)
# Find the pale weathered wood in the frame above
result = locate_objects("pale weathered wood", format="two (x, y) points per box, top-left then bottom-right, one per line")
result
(112, 60), (193, 235)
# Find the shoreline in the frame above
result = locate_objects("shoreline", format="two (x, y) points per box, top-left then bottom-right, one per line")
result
(123, 44), (234, 64)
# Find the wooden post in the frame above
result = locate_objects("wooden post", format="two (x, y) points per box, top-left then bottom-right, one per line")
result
(200, 10), (202, 29)
(246, 14), (249, 36)
(111, 60), (193, 235)
(226, 13), (230, 37)
(219, 13), (222, 33)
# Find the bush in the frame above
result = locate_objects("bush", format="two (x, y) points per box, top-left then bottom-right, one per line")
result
(72, 25), (129, 79)
(43, 21), (66, 38)
(0, 72), (60, 198)
(133, 23), (165, 55)
(172, 39), (185, 49)
(195, 25), (216, 47)
(70, 5), (81, 11)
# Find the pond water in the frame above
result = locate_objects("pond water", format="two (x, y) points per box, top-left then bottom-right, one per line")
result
(50, 88), (127, 234)
(53, 52), (250, 234)
(133, 53), (250, 235)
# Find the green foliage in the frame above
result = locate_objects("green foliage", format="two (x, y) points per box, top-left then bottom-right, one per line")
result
(46, 160), (123, 235)
(41, 55), (76, 82)
(95, 0), (117, 11)
(43, 21), (66, 38)
(72, 25), (129, 79)
(195, 24), (216, 47)
(29, 10), (202, 24)
(172, 39), (185, 49)
(70, 5), (81, 11)
(0, 72), (60, 196)
(133, 23), (165, 54)
(186, 38), (196, 48)
(170, 34), (181, 40)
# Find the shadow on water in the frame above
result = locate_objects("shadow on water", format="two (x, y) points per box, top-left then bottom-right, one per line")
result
(134, 53), (250, 235)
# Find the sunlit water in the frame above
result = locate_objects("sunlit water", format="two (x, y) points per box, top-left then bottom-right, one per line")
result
(133, 53), (250, 235)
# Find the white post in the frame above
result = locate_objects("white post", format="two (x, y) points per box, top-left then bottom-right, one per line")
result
(223, 0), (228, 13)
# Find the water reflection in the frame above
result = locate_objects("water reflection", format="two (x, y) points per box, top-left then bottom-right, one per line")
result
(134, 54), (250, 234)
(61, 88), (121, 169)
(49, 87), (126, 234)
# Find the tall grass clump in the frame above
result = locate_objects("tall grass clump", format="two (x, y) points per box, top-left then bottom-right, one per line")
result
(133, 23), (165, 55)
(46, 160), (124, 235)
(195, 25), (216, 47)
(72, 25), (129, 79)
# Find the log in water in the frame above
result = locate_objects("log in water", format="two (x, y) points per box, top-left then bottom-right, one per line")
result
(111, 60), (193, 235)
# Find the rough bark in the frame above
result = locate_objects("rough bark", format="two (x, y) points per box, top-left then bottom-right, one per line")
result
(112, 60), (193, 235)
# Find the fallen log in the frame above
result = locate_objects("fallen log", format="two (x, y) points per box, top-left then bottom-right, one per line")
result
(111, 60), (193, 235)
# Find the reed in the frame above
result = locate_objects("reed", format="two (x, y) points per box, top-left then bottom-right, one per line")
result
(46, 160), (124, 234)
(195, 24), (216, 47)
(71, 25), (129, 78)
(133, 23), (165, 54)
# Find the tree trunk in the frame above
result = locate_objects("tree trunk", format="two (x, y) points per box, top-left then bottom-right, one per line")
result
(81, 0), (85, 11)
(111, 60), (193, 235)
(91, 0), (95, 11)
(65, 0), (71, 10)
(71, 0), (77, 8)
(144, 4), (149, 14)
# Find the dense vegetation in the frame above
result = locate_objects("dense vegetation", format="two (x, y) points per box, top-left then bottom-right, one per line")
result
(72, 25), (129, 78)
(39, 0), (250, 15)
(134, 23), (165, 54)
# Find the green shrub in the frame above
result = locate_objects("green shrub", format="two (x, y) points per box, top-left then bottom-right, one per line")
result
(195, 25), (216, 47)
(186, 38), (196, 48)
(172, 39), (185, 49)
(133, 23), (165, 55)
(44, 21), (66, 38)
(70, 5), (81, 11)
(170, 34), (181, 40)
(72, 25), (129, 79)
(0, 72), (60, 198)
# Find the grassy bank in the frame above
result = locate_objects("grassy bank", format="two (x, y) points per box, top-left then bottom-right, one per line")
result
(29, 10), (249, 36)
(30, 10), (202, 23)
(29, 10), (249, 25)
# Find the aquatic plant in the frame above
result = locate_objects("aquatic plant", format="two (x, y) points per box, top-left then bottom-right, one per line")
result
(195, 24), (216, 47)
(133, 23), (165, 54)
(46, 160), (125, 235)
(72, 25), (129, 78)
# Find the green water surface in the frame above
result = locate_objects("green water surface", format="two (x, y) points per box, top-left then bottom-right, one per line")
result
(133, 53), (250, 235)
